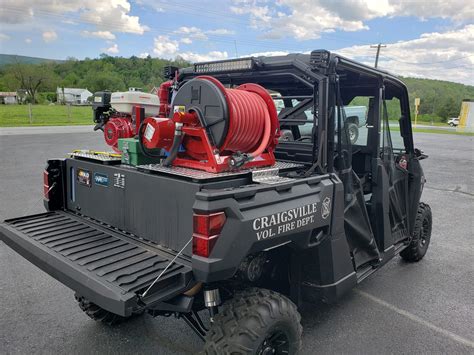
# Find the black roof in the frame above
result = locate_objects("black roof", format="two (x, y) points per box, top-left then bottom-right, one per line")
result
(178, 50), (407, 90)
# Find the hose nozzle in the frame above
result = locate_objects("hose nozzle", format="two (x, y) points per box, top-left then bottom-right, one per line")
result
(228, 152), (252, 169)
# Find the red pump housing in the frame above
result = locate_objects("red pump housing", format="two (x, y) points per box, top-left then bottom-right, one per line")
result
(103, 117), (134, 151)
(141, 76), (280, 173)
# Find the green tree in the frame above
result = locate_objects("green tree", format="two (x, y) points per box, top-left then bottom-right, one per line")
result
(436, 97), (459, 120)
(82, 71), (126, 92)
(4, 63), (58, 103)
(62, 72), (81, 87)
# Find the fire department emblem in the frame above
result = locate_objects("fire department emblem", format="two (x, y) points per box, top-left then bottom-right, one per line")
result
(321, 197), (331, 219)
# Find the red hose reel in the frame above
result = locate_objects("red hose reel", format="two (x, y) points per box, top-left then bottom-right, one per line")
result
(141, 76), (280, 173)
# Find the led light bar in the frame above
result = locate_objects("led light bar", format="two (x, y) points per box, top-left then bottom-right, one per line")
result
(194, 58), (254, 73)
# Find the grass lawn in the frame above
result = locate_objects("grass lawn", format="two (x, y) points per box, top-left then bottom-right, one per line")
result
(0, 104), (92, 126)
(390, 126), (474, 136)
(413, 121), (447, 127)
(389, 120), (447, 127)
(412, 128), (474, 136)
(1, 105), (472, 137)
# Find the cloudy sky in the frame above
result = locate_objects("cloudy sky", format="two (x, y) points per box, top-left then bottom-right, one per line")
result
(0, 0), (472, 84)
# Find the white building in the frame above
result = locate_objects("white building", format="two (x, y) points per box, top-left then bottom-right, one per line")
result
(0, 92), (18, 104)
(57, 87), (93, 104)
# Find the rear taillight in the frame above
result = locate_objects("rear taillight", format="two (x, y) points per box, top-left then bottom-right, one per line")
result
(43, 170), (50, 201)
(192, 212), (226, 258)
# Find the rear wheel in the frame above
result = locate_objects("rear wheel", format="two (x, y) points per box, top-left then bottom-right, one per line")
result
(203, 288), (302, 354)
(75, 295), (141, 325)
(400, 202), (432, 262)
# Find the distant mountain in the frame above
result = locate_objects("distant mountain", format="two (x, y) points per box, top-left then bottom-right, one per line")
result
(0, 54), (63, 66)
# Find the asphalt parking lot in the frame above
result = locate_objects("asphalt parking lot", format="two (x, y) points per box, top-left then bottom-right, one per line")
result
(0, 129), (473, 354)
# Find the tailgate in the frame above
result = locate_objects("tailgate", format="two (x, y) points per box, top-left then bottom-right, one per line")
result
(0, 211), (193, 316)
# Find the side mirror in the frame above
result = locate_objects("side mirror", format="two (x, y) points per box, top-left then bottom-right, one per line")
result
(399, 115), (409, 138)
(414, 148), (428, 160)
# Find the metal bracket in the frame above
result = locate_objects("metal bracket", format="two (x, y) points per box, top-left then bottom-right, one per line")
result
(252, 168), (295, 185)
(180, 312), (209, 342)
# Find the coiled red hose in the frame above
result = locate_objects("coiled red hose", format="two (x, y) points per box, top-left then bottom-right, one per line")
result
(223, 89), (267, 152)
(190, 76), (278, 161)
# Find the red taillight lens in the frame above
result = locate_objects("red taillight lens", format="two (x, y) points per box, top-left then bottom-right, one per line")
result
(43, 170), (50, 201)
(192, 212), (226, 257)
(193, 212), (226, 236)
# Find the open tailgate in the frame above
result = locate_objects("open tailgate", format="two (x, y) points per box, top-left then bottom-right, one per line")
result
(0, 211), (193, 316)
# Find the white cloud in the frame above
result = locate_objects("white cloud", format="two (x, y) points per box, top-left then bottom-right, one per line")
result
(179, 51), (229, 63)
(173, 27), (236, 43)
(336, 25), (474, 85)
(81, 30), (116, 40)
(62, 19), (77, 25)
(153, 35), (179, 57)
(173, 26), (208, 40)
(139, 52), (150, 58)
(105, 43), (119, 54)
(230, 0), (474, 40)
(0, 1), (148, 35)
(0, 33), (10, 41)
(42, 30), (57, 43)
(246, 51), (290, 57)
(230, 2), (272, 28)
(25, 37), (31, 44)
(134, 0), (164, 13)
(180, 37), (193, 44)
(392, 0), (473, 22)
(151, 35), (228, 63)
(206, 28), (236, 36)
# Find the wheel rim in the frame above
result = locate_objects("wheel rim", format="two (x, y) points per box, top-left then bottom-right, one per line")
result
(419, 217), (430, 249)
(349, 128), (356, 142)
(258, 330), (290, 355)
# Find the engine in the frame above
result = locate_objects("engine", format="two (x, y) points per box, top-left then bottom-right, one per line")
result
(92, 89), (161, 152)
(140, 76), (280, 173)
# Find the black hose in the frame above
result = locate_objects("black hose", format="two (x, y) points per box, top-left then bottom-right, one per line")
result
(138, 120), (164, 158)
(162, 125), (183, 167)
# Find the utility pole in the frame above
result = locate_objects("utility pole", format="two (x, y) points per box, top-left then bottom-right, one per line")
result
(370, 43), (386, 68)
(234, 40), (239, 58)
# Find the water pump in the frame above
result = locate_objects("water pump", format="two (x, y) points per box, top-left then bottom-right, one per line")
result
(92, 89), (161, 152)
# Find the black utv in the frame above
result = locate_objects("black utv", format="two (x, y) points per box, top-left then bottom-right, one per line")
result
(0, 50), (432, 354)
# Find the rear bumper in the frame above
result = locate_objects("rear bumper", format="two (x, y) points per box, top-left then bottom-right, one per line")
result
(0, 211), (193, 317)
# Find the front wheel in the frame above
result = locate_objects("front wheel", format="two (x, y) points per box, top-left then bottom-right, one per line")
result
(203, 288), (302, 354)
(400, 202), (432, 262)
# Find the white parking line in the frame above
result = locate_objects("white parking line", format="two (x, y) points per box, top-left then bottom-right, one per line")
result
(355, 289), (474, 349)
(0, 125), (94, 136)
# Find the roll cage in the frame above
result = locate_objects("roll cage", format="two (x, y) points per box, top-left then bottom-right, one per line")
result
(174, 50), (414, 175)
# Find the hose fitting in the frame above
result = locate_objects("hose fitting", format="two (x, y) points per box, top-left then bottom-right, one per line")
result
(162, 123), (183, 167)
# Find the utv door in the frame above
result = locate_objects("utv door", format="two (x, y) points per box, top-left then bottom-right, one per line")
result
(379, 81), (414, 245)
